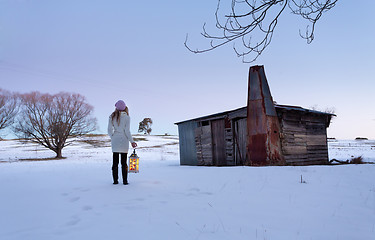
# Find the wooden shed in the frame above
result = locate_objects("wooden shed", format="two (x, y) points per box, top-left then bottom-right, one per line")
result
(175, 66), (334, 166)
(175, 105), (333, 166)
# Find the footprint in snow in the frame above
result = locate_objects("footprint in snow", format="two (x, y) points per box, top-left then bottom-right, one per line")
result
(188, 188), (213, 196)
(200, 192), (213, 195)
(66, 216), (81, 226)
(82, 205), (93, 211)
(189, 188), (200, 192)
(74, 187), (90, 192)
(70, 197), (80, 202)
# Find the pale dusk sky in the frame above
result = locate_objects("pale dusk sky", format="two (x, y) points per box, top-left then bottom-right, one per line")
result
(1, 0), (374, 139)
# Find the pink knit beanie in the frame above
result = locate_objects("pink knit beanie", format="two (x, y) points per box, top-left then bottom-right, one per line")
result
(115, 100), (126, 111)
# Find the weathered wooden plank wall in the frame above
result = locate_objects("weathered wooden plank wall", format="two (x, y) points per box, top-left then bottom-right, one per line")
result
(224, 117), (234, 165)
(279, 111), (329, 165)
(211, 119), (226, 166)
(195, 125), (213, 165)
(234, 118), (247, 165)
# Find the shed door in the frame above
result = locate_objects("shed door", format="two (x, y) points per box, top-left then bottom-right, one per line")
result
(234, 118), (247, 165)
(211, 119), (226, 166)
(195, 125), (213, 166)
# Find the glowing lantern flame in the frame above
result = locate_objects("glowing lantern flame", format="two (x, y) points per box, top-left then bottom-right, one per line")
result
(128, 149), (139, 173)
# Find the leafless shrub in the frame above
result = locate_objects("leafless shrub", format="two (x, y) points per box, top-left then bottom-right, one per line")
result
(349, 156), (364, 164)
(13, 92), (97, 158)
(355, 137), (368, 140)
(185, 0), (338, 63)
(330, 156), (366, 165)
(0, 89), (19, 135)
(309, 105), (336, 115)
(323, 107), (336, 115)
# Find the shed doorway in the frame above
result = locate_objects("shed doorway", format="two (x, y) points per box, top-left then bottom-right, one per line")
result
(234, 118), (247, 165)
(211, 119), (226, 166)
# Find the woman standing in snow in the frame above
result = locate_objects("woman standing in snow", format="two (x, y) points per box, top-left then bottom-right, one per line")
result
(108, 100), (137, 185)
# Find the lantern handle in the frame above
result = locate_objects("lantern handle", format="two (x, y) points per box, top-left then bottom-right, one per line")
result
(133, 149), (136, 154)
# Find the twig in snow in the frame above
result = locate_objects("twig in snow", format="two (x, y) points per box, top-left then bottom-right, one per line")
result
(207, 202), (226, 232)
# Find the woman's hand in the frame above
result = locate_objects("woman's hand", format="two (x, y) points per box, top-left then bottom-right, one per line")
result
(131, 142), (137, 148)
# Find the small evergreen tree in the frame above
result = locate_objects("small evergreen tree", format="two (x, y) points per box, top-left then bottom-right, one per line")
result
(138, 118), (152, 135)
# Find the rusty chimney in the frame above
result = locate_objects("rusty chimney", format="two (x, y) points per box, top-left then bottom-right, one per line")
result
(246, 66), (285, 166)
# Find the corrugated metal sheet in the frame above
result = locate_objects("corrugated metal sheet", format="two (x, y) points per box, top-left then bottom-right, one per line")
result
(177, 121), (198, 165)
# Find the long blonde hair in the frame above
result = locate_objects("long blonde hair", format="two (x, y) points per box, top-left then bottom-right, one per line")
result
(111, 107), (129, 124)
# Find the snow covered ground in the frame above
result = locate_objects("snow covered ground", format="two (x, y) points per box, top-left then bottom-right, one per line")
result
(328, 139), (375, 163)
(0, 135), (374, 240)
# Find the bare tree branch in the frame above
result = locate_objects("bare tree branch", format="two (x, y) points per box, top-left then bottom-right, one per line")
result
(0, 89), (19, 136)
(13, 92), (97, 158)
(185, 0), (338, 63)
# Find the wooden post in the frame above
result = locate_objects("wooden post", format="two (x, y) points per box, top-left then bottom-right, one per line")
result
(246, 66), (285, 166)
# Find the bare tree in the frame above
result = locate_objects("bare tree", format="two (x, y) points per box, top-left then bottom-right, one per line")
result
(138, 118), (153, 135)
(185, 0), (338, 62)
(309, 105), (336, 115)
(13, 92), (97, 158)
(0, 89), (18, 137)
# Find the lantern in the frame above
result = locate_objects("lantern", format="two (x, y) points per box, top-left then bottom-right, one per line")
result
(128, 149), (139, 173)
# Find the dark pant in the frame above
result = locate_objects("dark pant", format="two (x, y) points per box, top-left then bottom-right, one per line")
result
(112, 152), (128, 183)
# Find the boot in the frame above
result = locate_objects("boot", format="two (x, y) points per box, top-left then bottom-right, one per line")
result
(122, 165), (128, 185)
(112, 166), (119, 184)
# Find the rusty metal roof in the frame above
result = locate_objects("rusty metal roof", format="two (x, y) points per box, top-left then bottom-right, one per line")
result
(175, 106), (246, 125)
(275, 104), (336, 116)
(175, 104), (335, 125)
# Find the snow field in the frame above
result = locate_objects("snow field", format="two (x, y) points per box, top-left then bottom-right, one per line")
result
(0, 135), (374, 240)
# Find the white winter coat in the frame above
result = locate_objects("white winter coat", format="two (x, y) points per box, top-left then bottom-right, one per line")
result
(107, 112), (134, 153)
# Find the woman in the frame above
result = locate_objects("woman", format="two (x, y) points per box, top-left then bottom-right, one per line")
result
(107, 100), (137, 185)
